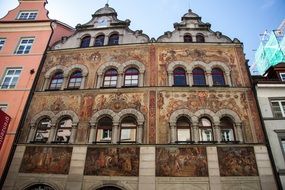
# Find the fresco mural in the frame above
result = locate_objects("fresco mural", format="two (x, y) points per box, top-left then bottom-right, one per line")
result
(217, 147), (258, 176)
(19, 146), (72, 174)
(84, 147), (139, 176)
(156, 147), (208, 177)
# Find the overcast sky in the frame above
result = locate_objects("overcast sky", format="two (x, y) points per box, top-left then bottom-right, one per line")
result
(0, 0), (284, 70)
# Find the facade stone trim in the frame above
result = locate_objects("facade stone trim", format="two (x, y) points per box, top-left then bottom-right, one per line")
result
(52, 110), (79, 125)
(65, 64), (89, 77)
(216, 109), (241, 123)
(90, 109), (118, 124)
(44, 65), (66, 79)
(30, 111), (55, 126)
(117, 108), (145, 125)
(194, 109), (219, 123)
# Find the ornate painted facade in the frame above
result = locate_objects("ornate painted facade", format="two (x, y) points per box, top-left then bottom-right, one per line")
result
(3, 4), (278, 190)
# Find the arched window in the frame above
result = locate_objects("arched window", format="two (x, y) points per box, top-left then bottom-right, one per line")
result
(55, 117), (72, 143)
(176, 116), (191, 142)
(173, 67), (187, 86)
(220, 117), (235, 142)
(96, 117), (112, 143)
(184, 34), (192, 43)
(103, 69), (118, 88)
(212, 68), (225, 86)
(108, 33), (119, 45)
(34, 118), (51, 143)
(96, 187), (122, 190)
(124, 68), (139, 87)
(80, 36), (91, 48)
(49, 71), (63, 90)
(94, 35), (105, 46)
(196, 34), (205, 43)
(24, 184), (55, 190)
(199, 117), (213, 141)
(68, 70), (82, 89)
(193, 68), (206, 85)
(120, 116), (137, 142)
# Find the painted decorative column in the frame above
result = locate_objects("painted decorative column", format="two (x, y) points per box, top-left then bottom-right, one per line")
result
(96, 73), (103, 88)
(48, 124), (56, 143)
(225, 72), (232, 86)
(206, 71), (213, 86)
(193, 122), (199, 142)
(89, 123), (96, 144)
(69, 123), (78, 144)
(137, 123), (143, 144)
(80, 74), (87, 89)
(43, 76), (50, 90)
(236, 123), (243, 143)
(117, 73), (123, 88)
(62, 74), (68, 90)
(187, 72), (193, 86)
(169, 123), (176, 144)
(168, 72), (173, 86)
(90, 37), (95, 46)
(139, 72), (144, 87)
(112, 122), (119, 144)
(214, 123), (221, 142)
(27, 124), (36, 142)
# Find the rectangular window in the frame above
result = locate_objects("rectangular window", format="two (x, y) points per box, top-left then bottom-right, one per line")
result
(271, 100), (285, 118)
(280, 73), (285, 81)
(1, 68), (21, 89)
(15, 38), (34, 54)
(17, 11), (37, 20)
(0, 104), (8, 112)
(0, 39), (5, 51)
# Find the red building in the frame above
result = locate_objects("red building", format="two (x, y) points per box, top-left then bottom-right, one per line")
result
(0, 0), (74, 179)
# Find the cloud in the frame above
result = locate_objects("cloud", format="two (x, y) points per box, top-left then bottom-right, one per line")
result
(261, 0), (275, 10)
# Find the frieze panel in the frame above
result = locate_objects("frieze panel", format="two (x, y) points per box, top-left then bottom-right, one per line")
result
(19, 146), (72, 174)
(93, 92), (148, 114)
(159, 48), (235, 64)
(156, 147), (208, 177)
(84, 147), (139, 176)
(217, 147), (258, 176)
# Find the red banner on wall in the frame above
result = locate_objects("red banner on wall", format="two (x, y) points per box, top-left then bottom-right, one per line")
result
(0, 109), (11, 151)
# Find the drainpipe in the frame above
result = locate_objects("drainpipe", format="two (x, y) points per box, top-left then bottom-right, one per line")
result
(0, 20), (55, 188)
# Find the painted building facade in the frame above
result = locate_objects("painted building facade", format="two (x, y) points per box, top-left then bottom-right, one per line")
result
(0, 0), (74, 180)
(254, 63), (285, 189)
(3, 4), (278, 190)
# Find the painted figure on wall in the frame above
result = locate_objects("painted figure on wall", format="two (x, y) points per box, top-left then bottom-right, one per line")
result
(19, 146), (72, 174)
(156, 147), (208, 177)
(84, 147), (139, 176)
(217, 147), (258, 176)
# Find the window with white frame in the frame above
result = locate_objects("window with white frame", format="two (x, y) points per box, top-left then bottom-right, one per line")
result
(199, 117), (213, 141)
(96, 117), (112, 142)
(0, 104), (8, 112)
(120, 116), (137, 142)
(280, 73), (285, 81)
(1, 68), (21, 89)
(271, 100), (285, 118)
(0, 39), (5, 51)
(15, 38), (34, 54)
(17, 11), (37, 20)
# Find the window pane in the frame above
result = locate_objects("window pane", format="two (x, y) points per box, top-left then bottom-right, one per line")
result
(272, 101), (283, 118)
(221, 129), (234, 141)
(177, 129), (191, 141)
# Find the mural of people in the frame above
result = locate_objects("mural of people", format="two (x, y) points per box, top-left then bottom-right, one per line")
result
(156, 147), (208, 177)
(19, 146), (72, 174)
(217, 147), (258, 176)
(84, 147), (139, 176)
